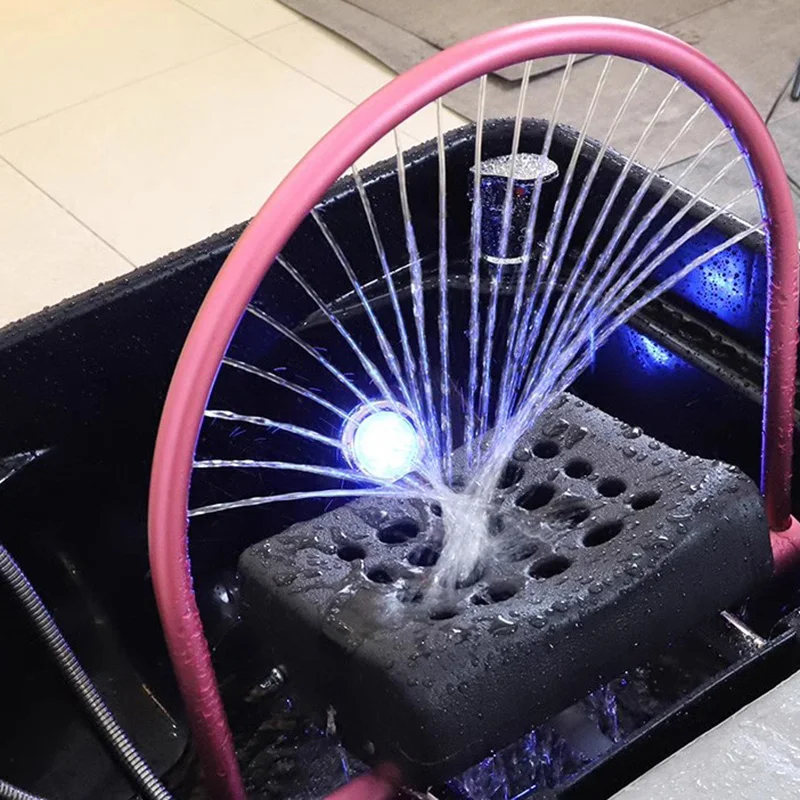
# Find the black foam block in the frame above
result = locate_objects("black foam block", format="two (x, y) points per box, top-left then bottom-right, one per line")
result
(239, 393), (772, 782)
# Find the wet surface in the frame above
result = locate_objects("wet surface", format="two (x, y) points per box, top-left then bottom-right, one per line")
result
(238, 392), (771, 783)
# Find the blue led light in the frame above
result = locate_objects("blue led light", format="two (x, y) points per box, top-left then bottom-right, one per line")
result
(674, 258), (748, 326)
(704, 264), (741, 297)
(626, 329), (683, 371)
(639, 336), (674, 366)
(342, 401), (420, 481)
(653, 228), (764, 334)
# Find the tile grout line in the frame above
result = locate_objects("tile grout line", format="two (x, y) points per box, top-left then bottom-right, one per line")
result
(0, 2), (301, 262)
(0, 0), (422, 276)
(171, 0), (366, 107)
(245, 19), (306, 40)
(246, 15), (468, 134)
(244, 32), (425, 144)
(169, 0), (426, 142)
(0, 3), (336, 139)
(0, 155), (136, 266)
(171, 0), (300, 43)
(158, 2), (434, 154)
(258, 36), (426, 146)
(249, 43), (361, 111)
(249, 39), (427, 145)
(0, 40), (242, 138)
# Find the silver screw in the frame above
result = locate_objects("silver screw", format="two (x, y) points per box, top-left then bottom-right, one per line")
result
(720, 610), (766, 649)
(247, 665), (287, 701)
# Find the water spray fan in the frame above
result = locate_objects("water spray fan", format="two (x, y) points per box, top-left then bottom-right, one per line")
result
(148, 16), (800, 800)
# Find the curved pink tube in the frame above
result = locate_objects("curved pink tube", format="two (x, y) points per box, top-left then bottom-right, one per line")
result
(326, 765), (401, 800)
(771, 516), (800, 573)
(148, 16), (799, 800)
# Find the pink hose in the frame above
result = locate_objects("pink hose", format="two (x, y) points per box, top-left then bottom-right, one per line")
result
(326, 765), (401, 800)
(148, 17), (799, 799)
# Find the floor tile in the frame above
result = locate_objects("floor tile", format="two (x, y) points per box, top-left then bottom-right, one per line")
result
(0, 0), (237, 132)
(0, 160), (131, 329)
(254, 20), (467, 143)
(0, 44), (359, 265)
(178, 0), (300, 39)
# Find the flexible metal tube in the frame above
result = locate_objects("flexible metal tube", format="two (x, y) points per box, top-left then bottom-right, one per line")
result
(0, 779), (46, 800)
(0, 543), (173, 800)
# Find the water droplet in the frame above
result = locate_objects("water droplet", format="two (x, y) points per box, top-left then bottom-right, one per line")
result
(513, 446), (532, 462)
(542, 419), (569, 438)
(353, 507), (391, 528)
(667, 511), (691, 522)
(564, 426), (589, 449)
(301, 568), (323, 579)
(622, 446), (637, 458)
(489, 615), (517, 635)
(692, 497), (708, 514)
(448, 627), (468, 644)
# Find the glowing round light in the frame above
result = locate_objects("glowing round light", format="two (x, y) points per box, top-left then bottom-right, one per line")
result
(343, 402), (421, 481)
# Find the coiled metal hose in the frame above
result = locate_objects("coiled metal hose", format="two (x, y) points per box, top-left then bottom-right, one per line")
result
(0, 778), (45, 800)
(0, 543), (173, 800)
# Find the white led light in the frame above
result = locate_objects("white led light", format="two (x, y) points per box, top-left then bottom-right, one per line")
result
(342, 401), (421, 481)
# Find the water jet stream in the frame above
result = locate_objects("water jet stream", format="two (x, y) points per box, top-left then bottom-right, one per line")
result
(196, 57), (767, 591)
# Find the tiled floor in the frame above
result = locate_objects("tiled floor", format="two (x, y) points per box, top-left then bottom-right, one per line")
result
(0, 0), (463, 328)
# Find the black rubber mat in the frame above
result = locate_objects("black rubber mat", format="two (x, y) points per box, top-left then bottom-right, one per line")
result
(239, 390), (771, 782)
